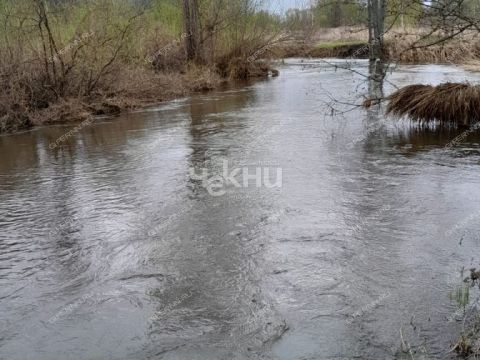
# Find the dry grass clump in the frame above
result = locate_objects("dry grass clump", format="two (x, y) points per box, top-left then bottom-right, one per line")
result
(384, 26), (480, 63)
(312, 26), (367, 43)
(270, 41), (311, 58)
(105, 67), (188, 102)
(184, 65), (222, 91)
(217, 55), (277, 80)
(463, 60), (480, 72)
(0, 112), (33, 133)
(148, 43), (187, 73)
(452, 334), (475, 357)
(309, 41), (369, 58)
(387, 40), (480, 64)
(33, 99), (92, 125)
(387, 83), (480, 126)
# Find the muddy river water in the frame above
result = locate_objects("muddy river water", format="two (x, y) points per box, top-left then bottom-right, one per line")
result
(2, 59), (480, 359)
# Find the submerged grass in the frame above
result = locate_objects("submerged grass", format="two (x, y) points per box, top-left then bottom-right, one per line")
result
(387, 83), (480, 127)
(450, 269), (480, 358)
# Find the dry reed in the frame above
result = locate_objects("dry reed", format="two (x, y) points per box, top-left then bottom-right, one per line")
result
(387, 83), (480, 127)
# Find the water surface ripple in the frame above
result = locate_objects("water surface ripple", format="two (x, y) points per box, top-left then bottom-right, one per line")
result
(1, 59), (480, 359)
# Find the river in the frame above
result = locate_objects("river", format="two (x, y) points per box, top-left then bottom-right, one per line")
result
(1, 59), (480, 359)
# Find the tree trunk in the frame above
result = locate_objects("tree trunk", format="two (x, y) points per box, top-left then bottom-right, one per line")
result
(368, 0), (374, 60)
(183, 0), (203, 63)
(368, 0), (386, 61)
(331, 1), (342, 27)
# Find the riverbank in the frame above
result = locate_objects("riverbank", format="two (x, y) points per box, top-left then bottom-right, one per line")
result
(2, 25), (479, 136)
(272, 38), (480, 64)
(0, 66), (221, 134)
(0, 61), (277, 135)
(3, 37), (478, 137)
(272, 40), (370, 59)
(271, 24), (480, 63)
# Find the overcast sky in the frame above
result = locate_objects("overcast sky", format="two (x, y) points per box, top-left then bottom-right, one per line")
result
(266, 0), (311, 14)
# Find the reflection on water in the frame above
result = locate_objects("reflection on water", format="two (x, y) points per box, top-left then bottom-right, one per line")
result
(1, 59), (480, 359)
